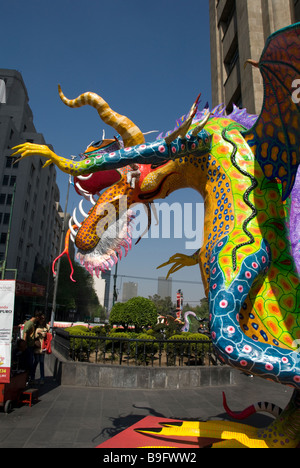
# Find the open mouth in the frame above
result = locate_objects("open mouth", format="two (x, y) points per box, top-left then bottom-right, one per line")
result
(69, 165), (169, 277)
(76, 209), (136, 276)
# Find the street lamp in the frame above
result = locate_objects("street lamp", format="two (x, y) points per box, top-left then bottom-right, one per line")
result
(50, 160), (75, 332)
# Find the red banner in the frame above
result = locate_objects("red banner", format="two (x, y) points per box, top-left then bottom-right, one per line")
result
(0, 280), (15, 383)
(15, 280), (45, 297)
(0, 366), (10, 382)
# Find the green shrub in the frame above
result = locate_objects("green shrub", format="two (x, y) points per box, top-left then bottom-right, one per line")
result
(133, 333), (159, 365)
(165, 332), (210, 365)
(102, 331), (159, 365)
(64, 325), (97, 361)
(91, 326), (106, 336)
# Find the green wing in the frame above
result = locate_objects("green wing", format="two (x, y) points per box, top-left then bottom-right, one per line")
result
(243, 22), (300, 200)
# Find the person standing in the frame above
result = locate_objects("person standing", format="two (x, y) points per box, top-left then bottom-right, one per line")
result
(23, 312), (42, 383)
(33, 314), (50, 384)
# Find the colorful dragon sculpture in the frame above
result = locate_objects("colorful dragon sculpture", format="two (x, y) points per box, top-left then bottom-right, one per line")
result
(12, 23), (300, 448)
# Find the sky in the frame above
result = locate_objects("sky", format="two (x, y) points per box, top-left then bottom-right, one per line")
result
(1, 0), (212, 307)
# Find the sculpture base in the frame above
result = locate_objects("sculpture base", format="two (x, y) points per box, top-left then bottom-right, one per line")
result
(97, 391), (300, 449)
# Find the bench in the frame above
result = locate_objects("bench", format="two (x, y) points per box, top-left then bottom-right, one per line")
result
(21, 388), (39, 407)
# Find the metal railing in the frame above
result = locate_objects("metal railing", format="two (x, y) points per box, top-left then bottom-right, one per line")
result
(54, 329), (221, 367)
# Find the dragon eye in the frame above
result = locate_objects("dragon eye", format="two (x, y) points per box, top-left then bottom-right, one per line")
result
(91, 140), (103, 148)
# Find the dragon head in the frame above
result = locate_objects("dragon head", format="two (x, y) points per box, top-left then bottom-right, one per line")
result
(55, 88), (260, 281)
(58, 87), (199, 277)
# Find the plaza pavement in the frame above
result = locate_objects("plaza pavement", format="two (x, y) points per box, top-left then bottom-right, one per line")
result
(0, 358), (294, 448)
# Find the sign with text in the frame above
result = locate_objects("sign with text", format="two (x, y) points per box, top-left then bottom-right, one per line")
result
(0, 280), (15, 383)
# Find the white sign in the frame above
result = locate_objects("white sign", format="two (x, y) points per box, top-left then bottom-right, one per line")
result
(0, 281), (15, 383)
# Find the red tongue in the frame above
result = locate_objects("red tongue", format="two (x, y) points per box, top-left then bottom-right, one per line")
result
(74, 163), (154, 195)
(74, 169), (121, 195)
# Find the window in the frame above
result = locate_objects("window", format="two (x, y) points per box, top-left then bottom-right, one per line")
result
(6, 157), (19, 168)
(10, 175), (16, 186)
(224, 35), (239, 80)
(6, 157), (12, 168)
(12, 158), (19, 168)
(0, 195), (5, 205)
(219, 0), (236, 37)
(6, 195), (12, 205)
(2, 175), (9, 186)
(0, 233), (7, 244)
(3, 213), (10, 225)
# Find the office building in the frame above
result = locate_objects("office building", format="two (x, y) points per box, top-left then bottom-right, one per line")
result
(157, 276), (172, 299)
(122, 281), (138, 302)
(93, 269), (111, 312)
(0, 69), (65, 285)
(209, 0), (299, 115)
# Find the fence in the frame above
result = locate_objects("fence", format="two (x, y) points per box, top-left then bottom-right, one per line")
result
(54, 329), (221, 367)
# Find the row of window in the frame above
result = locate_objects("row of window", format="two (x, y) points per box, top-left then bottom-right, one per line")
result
(0, 213), (10, 225)
(5, 156), (19, 168)
(0, 193), (13, 205)
(2, 174), (16, 186)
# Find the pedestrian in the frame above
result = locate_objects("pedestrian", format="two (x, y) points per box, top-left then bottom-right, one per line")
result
(23, 312), (42, 383)
(12, 339), (31, 373)
(33, 314), (50, 384)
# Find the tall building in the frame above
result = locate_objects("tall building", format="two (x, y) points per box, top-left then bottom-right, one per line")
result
(0, 69), (65, 289)
(122, 281), (138, 302)
(93, 269), (111, 313)
(157, 276), (172, 299)
(209, 0), (299, 115)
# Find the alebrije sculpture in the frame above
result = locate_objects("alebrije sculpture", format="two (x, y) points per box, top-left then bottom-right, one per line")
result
(12, 22), (300, 447)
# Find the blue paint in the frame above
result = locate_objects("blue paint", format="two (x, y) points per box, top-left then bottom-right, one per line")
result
(209, 236), (300, 389)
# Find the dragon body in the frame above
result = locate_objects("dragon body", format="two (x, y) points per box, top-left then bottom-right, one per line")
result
(12, 23), (300, 447)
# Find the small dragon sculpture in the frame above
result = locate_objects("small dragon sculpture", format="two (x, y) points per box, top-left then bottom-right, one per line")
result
(12, 22), (300, 448)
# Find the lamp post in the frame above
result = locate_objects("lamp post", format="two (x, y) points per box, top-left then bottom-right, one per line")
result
(50, 169), (74, 332)
(112, 251), (120, 307)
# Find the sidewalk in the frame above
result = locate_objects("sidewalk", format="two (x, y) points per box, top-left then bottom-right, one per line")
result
(0, 360), (294, 448)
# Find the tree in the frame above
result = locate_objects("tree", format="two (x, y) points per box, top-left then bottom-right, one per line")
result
(148, 294), (175, 317)
(56, 258), (101, 320)
(124, 297), (157, 331)
(109, 297), (158, 331)
(182, 298), (209, 320)
(109, 302), (131, 330)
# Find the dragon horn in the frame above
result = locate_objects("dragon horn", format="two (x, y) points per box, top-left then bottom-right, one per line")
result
(164, 93), (201, 145)
(191, 112), (211, 136)
(244, 59), (259, 69)
(58, 85), (145, 147)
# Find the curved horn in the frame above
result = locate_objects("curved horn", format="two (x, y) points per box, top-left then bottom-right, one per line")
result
(191, 112), (211, 136)
(58, 85), (145, 147)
